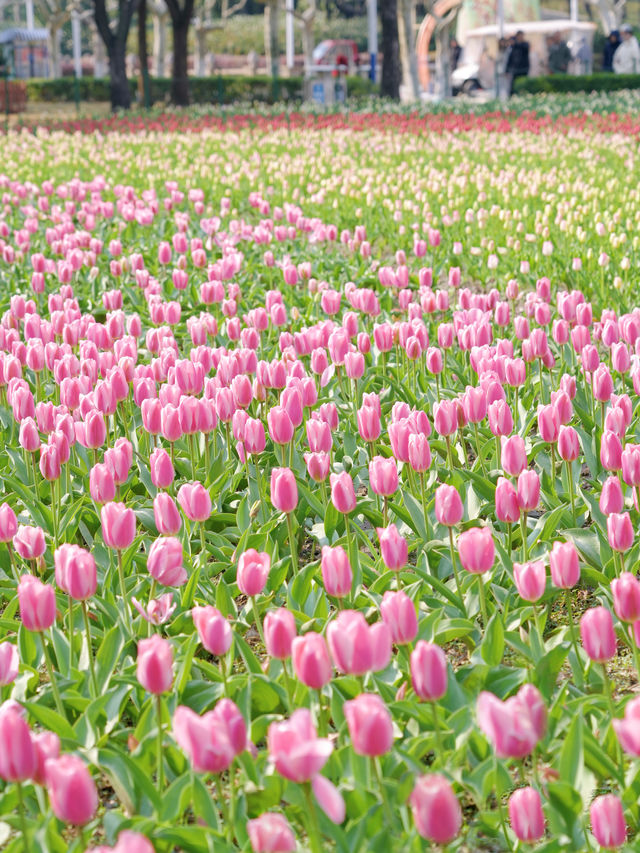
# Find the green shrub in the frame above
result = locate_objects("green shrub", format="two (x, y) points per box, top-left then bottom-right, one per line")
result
(25, 73), (374, 105)
(513, 72), (640, 95)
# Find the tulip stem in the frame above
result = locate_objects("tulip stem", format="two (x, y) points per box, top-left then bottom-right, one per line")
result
(303, 783), (324, 853)
(316, 688), (328, 737)
(520, 512), (528, 562)
(419, 473), (430, 540)
(16, 780), (29, 853)
(78, 826), (87, 852)
(40, 632), (66, 719)
(477, 575), (489, 626)
(532, 603), (544, 649)
(200, 523), (206, 560)
(601, 663), (625, 787)
(67, 594), (74, 676)
(373, 755), (396, 828)
(252, 596), (266, 650)
(567, 460), (576, 525)
(281, 658), (293, 710)
(286, 512), (298, 575)
(81, 601), (98, 697)
(493, 754), (513, 852)
(50, 479), (58, 550)
(445, 435), (454, 470)
(550, 444), (557, 494)
(447, 528), (465, 615)
(431, 700), (444, 764)
(565, 590), (583, 680)
(7, 543), (19, 583)
(214, 773), (230, 830)
(474, 423), (485, 473)
(116, 550), (131, 631)
(627, 623), (640, 684)
(156, 694), (164, 794)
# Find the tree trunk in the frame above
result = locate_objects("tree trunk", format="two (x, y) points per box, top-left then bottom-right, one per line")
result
(397, 0), (419, 99)
(108, 39), (132, 108)
(93, 21), (107, 78)
(171, 19), (190, 104)
(435, 22), (450, 99)
(381, 0), (400, 99)
(195, 23), (208, 76)
(138, 0), (151, 105)
(47, 25), (61, 78)
(152, 7), (167, 76)
(264, 0), (279, 79)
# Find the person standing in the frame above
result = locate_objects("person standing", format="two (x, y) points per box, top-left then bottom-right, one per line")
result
(505, 30), (530, 95)
(602, 30), (620, 72)
(548, 32), (572, 74)
(613, 24), (640, 74)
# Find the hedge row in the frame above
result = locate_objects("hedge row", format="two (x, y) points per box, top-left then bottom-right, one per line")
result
(513, 71), (640, 94)
(24, 74), (378, 104)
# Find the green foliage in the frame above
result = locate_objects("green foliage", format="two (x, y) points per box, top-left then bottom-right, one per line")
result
(514, 71), (640, 94)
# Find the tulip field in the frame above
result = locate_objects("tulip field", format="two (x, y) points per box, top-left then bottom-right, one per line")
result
(3, 107), (640, 852)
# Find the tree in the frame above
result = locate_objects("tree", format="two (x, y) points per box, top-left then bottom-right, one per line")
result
(33, 0), (71, 77)
(381, 0), (400, 99)
(138, 0), (151, 105)
(164, 0), (196, 105)
(397, 0), (419, 99)
(93, 0), (140, 109)
(592, 0), (626, 32)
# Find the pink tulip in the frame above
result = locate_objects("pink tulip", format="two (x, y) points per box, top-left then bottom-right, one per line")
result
(31, 730), (60, 786)
(517, 470), (540, 512)
(435, 484), (463, 526)
(0, 706), (36, 782)
(264, 608), (296, 660)
(13, 524), (45, 561)
(410, 774), (462, 844)
(580, 607), (616, 662)
(411, 640), (447, 701)
(320, 545), (352, 598)
(137, 635), (173, 694)
(369, 455), (398, 497)
(477, 685), (546, 758)
(90, 463), (116, 504)
(601, 430), (623, 471)
(457, 527), (494, 574)
(329, 471), (356, 514)
(173, 705), (235, 774)
(607, 512), (634, 553)
(513, 561), (546, 602)
(501, 435), (527, 477)
(291, 632), (333, 689)
(153, 492), (182, 536)
(270, 468), (298, 514)
(508, 787), (545, 843)
(18, 575), (56, 632)
(192, 606), (232, 656)
(408, 433), (431, 472)
(247, 813), (296, 852)
(101, 502), (136, 550)
(46, 755), (98, 825)
(600, 476), (624, 515)
(612, 572), (640, 623)
(0, 503), (17, 543)
(344, 693), (393, 756)
(304, 452), (331, 482)
(267, 406), (294, 446)
(54, 544), (97, 601)
(150, 447), (174, 489)
(0, 642), (18, 686)
(380, 590), (418, 645)
(549, 541), (580, 588)
(613, 696), (640, 757)
(237, 549), (270, 597)
(268, 709), (332, 782)
(177, 482), (212, 522)
(495, 477), (520, 523)
(377, 523), (408, 571)
(327, 610), (391, 676)
(132, 593), (176, 626)
(590, 794), (626, 849)
(147, 536), (187, 587)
